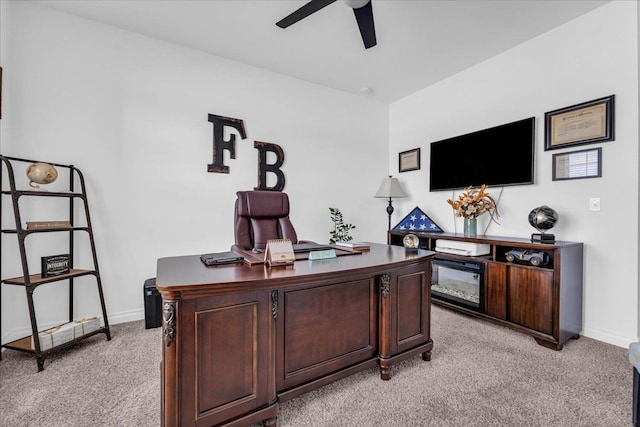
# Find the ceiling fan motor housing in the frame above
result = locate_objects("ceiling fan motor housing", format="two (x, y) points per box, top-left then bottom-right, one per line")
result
(343, 0), (370, 9)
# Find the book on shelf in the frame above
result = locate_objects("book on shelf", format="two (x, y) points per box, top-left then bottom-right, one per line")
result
(26, 221), (72, 230)
(334, 241), (370, 251)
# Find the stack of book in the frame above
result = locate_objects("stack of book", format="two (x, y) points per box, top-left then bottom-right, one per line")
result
(334, 241), (371, 251)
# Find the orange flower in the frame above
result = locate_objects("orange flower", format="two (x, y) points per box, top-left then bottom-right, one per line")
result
(447, 185), (500, 223)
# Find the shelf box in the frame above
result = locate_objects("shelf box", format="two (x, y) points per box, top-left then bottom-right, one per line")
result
(74, 316), (100, 336)
(31, 322), (75, 350)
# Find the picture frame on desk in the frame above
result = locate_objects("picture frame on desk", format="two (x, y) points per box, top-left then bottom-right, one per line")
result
(544, 95), (614, 151)
(399, 148), (420, 172)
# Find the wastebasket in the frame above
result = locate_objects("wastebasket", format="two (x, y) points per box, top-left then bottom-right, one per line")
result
(143, 277), (162, 329)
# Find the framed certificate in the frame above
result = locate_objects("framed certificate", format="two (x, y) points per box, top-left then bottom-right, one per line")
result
(399, 148), (420, 172)
(552, 147), (602, 181)
(545, 95), (614, 150)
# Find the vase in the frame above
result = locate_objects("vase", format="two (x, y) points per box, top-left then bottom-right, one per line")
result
(463, 218), (477, 237)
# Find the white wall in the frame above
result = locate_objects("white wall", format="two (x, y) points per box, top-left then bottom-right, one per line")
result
(390, 0), (639, 347)
(0, 1), (389, 341)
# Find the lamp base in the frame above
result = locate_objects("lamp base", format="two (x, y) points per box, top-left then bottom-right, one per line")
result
(531, 233), (555, 243)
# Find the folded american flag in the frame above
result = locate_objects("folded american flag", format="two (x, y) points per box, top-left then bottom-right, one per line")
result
(393, 207), (443, 232)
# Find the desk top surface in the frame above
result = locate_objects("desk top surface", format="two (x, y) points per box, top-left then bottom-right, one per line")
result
(156, 243), (434, 294)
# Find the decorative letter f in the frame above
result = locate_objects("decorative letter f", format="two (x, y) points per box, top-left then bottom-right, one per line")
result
(207, 114), (247, 173)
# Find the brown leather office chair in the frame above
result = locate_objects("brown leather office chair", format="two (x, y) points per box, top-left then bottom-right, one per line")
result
(232, 190), (301, 251)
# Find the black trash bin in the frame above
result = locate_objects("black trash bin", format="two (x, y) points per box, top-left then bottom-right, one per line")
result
(143, 277), (162, 329)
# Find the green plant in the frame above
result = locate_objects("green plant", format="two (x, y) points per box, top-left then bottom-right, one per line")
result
(329, 207), (356, 244)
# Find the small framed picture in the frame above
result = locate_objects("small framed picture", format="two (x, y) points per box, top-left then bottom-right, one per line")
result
(399, 148), (420, 173)
(552, 147), (602, 181)
(545, 95), (614, 151)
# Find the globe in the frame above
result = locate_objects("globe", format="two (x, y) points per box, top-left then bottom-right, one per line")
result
(26, 162), (58, 189)
(402, 233), (420, 251)
(528, 205), (558, 233)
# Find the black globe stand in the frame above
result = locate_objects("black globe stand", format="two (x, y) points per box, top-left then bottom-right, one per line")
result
(531, 232), (556, 244)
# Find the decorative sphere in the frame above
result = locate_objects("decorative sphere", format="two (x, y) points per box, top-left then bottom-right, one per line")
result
(403, 233), (420, 250)
(528, 205), (558, 233)
(26, 162), (58, 188)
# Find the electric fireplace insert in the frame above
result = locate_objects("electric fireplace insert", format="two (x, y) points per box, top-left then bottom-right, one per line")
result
(431, 257), (484, 311)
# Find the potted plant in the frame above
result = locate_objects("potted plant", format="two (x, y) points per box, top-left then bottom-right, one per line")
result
(329, 207), (356, 244)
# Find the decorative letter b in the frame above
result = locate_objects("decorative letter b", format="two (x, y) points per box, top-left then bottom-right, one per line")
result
(254, 141), (285, 191)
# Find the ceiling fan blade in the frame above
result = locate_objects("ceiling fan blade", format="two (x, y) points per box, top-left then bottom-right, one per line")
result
(276, 0), (337, 28)
(352, 1), (376, 49)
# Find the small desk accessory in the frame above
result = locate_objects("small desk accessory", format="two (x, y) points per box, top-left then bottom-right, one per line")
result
(402, 234), (420, 252)
(308, 249), (337, 260)
(200, 251), (245, 266)
(264, 239), (295, 267)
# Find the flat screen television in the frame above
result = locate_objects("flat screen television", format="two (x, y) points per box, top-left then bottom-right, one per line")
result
(429, 117), (535, 192)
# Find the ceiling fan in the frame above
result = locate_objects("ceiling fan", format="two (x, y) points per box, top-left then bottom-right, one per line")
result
(276, 0), (377, 49)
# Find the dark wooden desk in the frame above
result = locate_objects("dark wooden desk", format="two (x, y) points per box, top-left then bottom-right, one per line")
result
(156, 243), (435, 427)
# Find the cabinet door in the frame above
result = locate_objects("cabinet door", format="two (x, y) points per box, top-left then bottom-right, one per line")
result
(171, 291), (274, 427)
(507, 266), (554, 334)
(485, 262), (507, 319)
(276, 278), (378, 391)
(382, 262), (430, 358)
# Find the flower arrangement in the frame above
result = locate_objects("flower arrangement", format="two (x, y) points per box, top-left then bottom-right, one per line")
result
(447, 184), (500, 223)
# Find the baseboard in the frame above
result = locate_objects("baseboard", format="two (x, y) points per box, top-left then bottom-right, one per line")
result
(582, 326), (636, 348)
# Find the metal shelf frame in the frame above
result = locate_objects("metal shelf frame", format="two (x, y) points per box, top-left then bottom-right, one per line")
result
(0, 155), (111, 371)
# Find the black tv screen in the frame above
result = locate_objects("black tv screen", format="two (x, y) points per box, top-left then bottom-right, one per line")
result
(429, 117), (535, 191)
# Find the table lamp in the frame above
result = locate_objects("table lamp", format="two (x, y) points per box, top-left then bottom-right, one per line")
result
(374, 176), (407, 230)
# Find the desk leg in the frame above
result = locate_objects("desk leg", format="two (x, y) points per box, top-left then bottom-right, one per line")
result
(421, 349), (432, 361)
(263, 416), (278, 426)
(380, 365), (391, 381)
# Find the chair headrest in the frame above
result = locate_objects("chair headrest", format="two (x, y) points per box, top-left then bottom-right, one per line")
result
(236, 191), (290, 219)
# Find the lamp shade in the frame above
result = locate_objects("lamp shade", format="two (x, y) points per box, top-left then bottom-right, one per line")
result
(374, 176), (407, 199)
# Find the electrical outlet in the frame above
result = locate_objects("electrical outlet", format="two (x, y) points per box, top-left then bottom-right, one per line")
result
(589, 198), (601, 211)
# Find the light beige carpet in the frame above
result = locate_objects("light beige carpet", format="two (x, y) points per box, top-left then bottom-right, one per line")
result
(0, 306), (631, 426)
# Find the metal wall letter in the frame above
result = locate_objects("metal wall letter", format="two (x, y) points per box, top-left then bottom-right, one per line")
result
(254, 140), (286, 191)
(207, 114), (247, 173)
(163, 301), (176, 347)
(380, 273), (390, 297)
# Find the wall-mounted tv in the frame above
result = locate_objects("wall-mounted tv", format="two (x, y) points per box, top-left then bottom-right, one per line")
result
(429, 117), (535, 192)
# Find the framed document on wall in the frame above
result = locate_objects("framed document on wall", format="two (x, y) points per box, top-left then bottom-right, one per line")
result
(399, 148), (420, 172)
(544, 95), (614, 151)
(552, 147), (602, 181)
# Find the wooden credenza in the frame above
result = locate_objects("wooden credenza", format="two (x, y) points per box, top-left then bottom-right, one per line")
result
(389, 231), (583, 351)
(156, 243), (435, 427)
